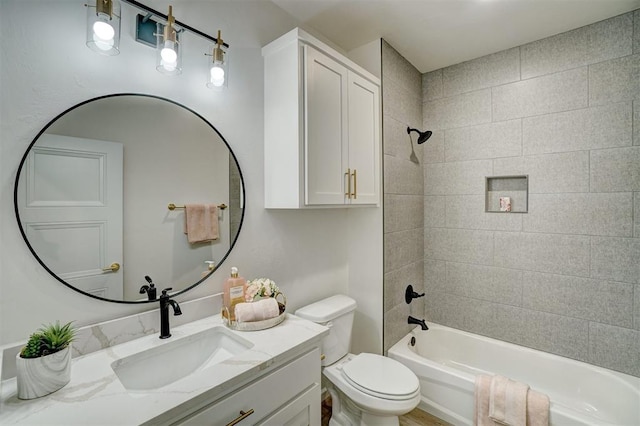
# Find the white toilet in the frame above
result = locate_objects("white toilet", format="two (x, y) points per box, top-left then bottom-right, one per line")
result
(295, 295), (420, 426)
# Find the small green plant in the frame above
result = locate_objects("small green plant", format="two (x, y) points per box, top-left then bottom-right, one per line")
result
(20, 321), (76, 359)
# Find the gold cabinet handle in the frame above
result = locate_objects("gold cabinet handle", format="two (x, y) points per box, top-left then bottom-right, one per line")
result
(102, 262), (120, 273)
(345, 168), (351, 199)
(226, 409), (255, 426)
(320, 354), (326, 361)
(351, 169), (357, 199)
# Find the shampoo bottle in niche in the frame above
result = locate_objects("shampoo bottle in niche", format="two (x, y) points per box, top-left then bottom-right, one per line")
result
(224, 267), (246, 321)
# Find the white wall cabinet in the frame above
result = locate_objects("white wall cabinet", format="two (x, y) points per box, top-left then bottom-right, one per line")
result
(170, 348), (321, 426)
(345, 71), (380, 205)
(264, 28), (380, 208)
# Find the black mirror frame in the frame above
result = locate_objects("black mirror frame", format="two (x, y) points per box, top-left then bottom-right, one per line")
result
(13, 93), (246, 304)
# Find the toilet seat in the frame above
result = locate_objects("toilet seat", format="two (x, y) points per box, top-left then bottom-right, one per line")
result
(340, 353), (420, 401)
(323, 353), (421, 417)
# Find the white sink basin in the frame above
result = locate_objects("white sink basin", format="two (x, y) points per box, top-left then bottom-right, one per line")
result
(111, 326), (253, 391)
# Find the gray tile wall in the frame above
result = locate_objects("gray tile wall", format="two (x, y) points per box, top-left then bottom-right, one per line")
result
(229, 156), (242, 242)
(520, 14), (633, 79)
(381, 40), (425, 353)
(421, 11), (640, 377)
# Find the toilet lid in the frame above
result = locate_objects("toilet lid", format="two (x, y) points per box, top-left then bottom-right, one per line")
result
(341, 353), (419, 400)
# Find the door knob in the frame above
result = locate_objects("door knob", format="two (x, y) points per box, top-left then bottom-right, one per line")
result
(102, 262), (120, 273)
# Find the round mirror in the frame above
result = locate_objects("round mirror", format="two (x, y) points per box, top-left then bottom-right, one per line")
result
(14, 94), (245, 303)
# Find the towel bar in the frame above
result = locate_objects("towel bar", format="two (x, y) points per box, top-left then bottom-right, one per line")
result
(168, 203), (227, 210)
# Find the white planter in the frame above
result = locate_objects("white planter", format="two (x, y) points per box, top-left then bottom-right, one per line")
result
(16, 345), (72, 400)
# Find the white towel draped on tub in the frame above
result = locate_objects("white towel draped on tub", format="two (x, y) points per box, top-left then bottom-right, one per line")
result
(183, 204), (219, 244)
(475, 374), (550, 426)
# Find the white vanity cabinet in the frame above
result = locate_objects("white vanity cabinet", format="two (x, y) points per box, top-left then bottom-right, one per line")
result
(263, 28), (380, 209)
(0, 313), (329, 426)
(169, 348), (321, 426)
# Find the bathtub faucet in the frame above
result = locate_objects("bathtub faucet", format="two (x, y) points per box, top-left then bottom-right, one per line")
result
(408, 316), (429, 330)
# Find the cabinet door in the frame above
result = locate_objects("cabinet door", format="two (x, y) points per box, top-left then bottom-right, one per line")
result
(304, 45), (349, 205)
(173, 348), (320, 426)
(347, 72), (380, 205)
(259, 384), (320, 426)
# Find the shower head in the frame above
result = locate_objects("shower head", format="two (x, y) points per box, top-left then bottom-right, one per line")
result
(407, 127), (433, 144)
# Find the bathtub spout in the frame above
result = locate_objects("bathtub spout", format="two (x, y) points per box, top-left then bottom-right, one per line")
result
(408, 316), (429, 330)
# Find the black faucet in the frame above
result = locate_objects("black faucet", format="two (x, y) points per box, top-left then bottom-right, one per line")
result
(139, 276), (157, 301)
(408, 316), (429, 330)
(405, 284), (425, 304)
(159, 288), (182, 339)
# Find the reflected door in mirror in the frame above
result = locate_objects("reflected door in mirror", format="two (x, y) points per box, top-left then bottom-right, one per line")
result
(17, 134), (124, 299)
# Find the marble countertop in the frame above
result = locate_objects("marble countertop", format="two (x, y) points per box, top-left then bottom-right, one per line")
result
(0, 314), (328, 425)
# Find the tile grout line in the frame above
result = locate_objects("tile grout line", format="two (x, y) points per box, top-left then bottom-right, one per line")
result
(518, 45), (522, 82)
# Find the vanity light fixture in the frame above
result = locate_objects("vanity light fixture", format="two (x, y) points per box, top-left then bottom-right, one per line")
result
(206, 30), (228, 90)
(86, 0), (121, 56)
(84, 0), (231, 87)
(156, 6), (182, 75)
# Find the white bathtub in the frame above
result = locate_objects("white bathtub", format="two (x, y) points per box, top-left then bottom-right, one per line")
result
(388, 323), (640, 426)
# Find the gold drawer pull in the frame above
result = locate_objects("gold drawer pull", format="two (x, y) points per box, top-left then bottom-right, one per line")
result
(320, 354), (326, 361)
(226, 409), (254, 426)
(351, 169), (357, 199)
(102, 262), (120, 273)
(345, 168), (351, 199)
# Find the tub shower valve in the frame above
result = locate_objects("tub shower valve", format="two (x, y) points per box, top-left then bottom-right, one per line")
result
(405, 284), (425, 304)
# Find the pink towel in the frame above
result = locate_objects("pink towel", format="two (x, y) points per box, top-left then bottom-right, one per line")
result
(475, 375), (494, 426)
(526, 390), (550, 426)
(475, 375), (550, 426)
(184, 204), (219, 244)
(490, 375), (528, 425)
(234, 298), (280, 323)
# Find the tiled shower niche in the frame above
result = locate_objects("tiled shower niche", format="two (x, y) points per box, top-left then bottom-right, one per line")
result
(485, 175), (528, 213)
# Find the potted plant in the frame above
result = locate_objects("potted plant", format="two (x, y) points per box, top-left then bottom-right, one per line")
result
(16, 321), (76, 400)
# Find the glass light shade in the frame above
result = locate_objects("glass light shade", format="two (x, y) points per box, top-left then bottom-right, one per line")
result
(156, 22), (182, 76)
(86, 0), (121, 56)
(206, 44), (228, 90)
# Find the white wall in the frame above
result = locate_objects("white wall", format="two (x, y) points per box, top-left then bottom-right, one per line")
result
(346, 41), (384, 355)
(347, 208), (384, 355)
(0, 1), (369, 344)
(348, 40), (382, 80)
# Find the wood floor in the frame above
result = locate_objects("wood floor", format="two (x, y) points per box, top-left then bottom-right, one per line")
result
(399, 408), (453, 426)
(321, 393), (452, 426)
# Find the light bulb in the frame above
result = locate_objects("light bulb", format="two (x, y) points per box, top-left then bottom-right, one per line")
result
(210, 78), (224, 87)
(93, 20), (115, 41)
(93, 33), (115, 51)
(161, 59), (177, 71)
(161, 41), (177, 63)
(210, 65), (225, 86)
(86, 1), (120, 56)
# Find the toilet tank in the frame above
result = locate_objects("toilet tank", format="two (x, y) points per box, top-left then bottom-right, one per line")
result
(295, 295), (357, 366)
